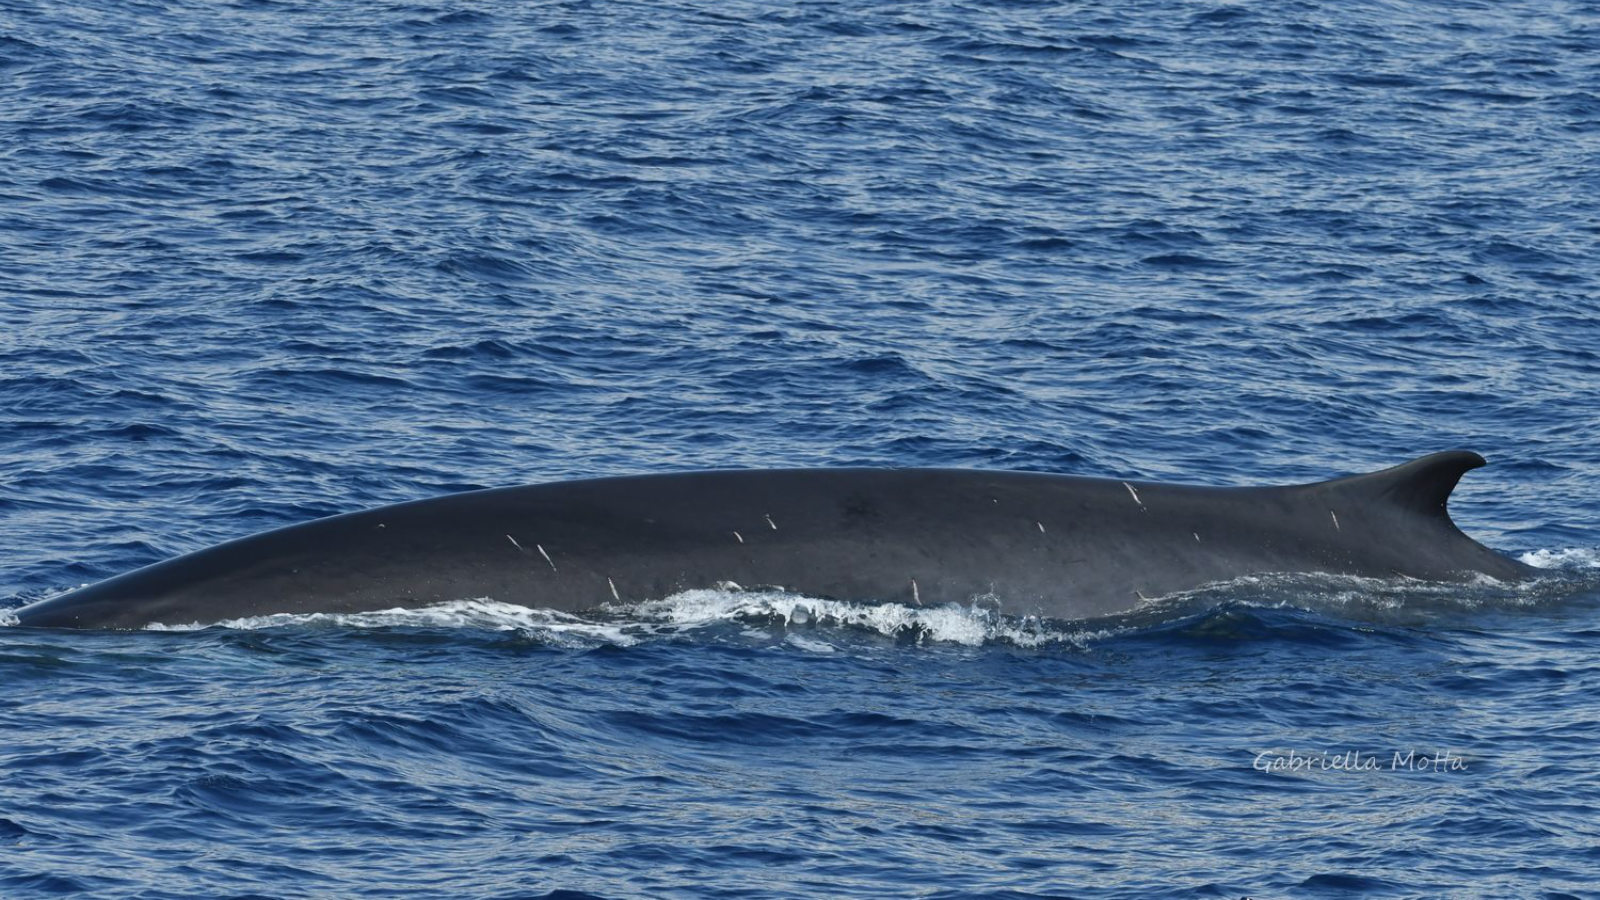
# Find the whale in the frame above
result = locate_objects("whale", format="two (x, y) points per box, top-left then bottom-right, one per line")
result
(10, 450), (1534, 629)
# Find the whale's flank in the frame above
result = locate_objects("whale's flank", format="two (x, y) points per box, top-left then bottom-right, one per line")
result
(11, 452), (1533, 630)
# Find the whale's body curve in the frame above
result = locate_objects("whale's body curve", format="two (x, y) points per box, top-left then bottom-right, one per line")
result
(11, 451), (1534, 629)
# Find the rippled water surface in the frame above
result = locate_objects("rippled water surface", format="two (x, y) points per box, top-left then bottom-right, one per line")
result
(4, 1), (1600, 897)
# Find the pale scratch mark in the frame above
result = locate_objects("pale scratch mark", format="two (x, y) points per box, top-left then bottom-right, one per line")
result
(1123, 482), (1145, 509)
(764, 514), (777, 530)
(506, 534), (525, 552)
(1330, 510), (1341, 531)
(1193, 532), (1201, 543)
(1136, 590), (1150, 601)
(608, 577), (620, 602)
(1036, 521), (1046, 533)
(911, 579), (921, 605)
(536, 543), (557, 573)
(734, 531), (745, 544)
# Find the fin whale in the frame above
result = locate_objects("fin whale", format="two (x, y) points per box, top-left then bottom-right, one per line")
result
(11, 451), (1533, 629)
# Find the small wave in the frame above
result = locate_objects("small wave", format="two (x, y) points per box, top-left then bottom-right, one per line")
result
(623, 588), (1107, 648)
(129, 592), (1109, 648)
(1520, 548), (1600, 569)
(141, 599), (640, 646)
(16, 565), (1586, 640)
(1169, 570), (1571, 620)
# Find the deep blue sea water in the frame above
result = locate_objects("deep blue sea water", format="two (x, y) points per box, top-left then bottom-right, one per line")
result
(5, 1), (1600, 897)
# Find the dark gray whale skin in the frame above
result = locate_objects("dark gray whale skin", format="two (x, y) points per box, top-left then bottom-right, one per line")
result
(12, 451), (1534, 629)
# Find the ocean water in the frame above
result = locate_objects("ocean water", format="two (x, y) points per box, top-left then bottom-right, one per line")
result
(4, 0), (1600, 897)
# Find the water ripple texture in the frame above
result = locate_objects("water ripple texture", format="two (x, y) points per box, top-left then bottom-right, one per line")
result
(3, 0), (1600, 897)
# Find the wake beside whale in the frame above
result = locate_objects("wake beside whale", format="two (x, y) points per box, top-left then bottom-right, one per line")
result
(11, 450), (1534, 630)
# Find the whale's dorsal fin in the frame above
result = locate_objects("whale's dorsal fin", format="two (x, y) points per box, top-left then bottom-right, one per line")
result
(1320, 450), (1487, 519)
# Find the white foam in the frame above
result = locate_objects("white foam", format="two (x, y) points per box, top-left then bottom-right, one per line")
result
(2, 588), (1098, 645)
(141, 598), (639, 645)
(22, 562), (1573, 639)
(626, 588), (1097, 647)
(1520, 548), (1600, 569)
